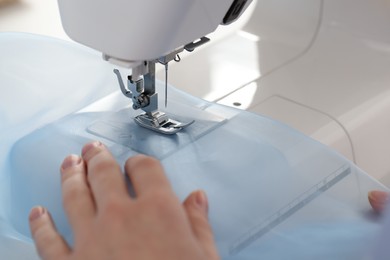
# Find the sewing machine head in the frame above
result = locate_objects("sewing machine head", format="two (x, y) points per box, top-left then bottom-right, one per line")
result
(57, 0), (253, 134)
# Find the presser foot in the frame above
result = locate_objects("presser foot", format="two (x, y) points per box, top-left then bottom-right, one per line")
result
(134, 111), (194, 135)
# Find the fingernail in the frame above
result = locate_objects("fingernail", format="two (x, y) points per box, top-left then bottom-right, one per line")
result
(29, 206), (45, 222)
(82, 141), (103, 157)
(195, 190), (209, 215)
(61, 154), (82, 170)
(368, 191), (389, 213)
(369, 191), (388, 204)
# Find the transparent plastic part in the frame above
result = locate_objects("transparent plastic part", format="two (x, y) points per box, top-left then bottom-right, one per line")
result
(87, 107), (226, 159)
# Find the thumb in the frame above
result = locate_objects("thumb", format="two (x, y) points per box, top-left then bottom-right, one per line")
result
(368, 190), (389, 213)
(183, 190), (219, 260)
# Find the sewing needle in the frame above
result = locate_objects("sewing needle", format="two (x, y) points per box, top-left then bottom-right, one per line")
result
(165, 62), (168, 108)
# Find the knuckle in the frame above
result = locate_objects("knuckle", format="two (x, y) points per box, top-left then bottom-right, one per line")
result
(62, 188), (83, 214)
(195, 215), (212, 231)
(105, 195), (124, 208)
(62, 176), (83, 202)
(100, 197), (128, 220)
(146, 191), (177, 214)
(35, 231), (60, 259)
(93, 156), (119, 172)
(60, 168), (77, 184)
(89, 158), (121, 180)
(33, 225), (58, 250)
(126, 155), (161, 171)
(34, 225), (54, 243)
(153, 189), (172, 202)
(62, 189), (77, 207)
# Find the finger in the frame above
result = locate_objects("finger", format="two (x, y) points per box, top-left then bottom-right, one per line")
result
(183, 190), (219, 260)
(29, 206), (71, 260)
(82, 141), (128, 208)
(125, 155), (172, 197)
(61, 154), (95, 232)
(368, 190), (389, 213)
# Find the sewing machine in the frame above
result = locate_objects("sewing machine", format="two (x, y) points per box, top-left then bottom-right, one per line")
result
(57, 0), (254, 134)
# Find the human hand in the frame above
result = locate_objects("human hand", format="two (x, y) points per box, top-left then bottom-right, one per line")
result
(368, 190), (389, 213)
(28, 141), (219, 260)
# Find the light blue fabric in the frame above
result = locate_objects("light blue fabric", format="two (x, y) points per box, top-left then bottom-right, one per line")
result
(0, 33), (388, 259)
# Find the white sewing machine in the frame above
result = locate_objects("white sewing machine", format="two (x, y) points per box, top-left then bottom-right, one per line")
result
(57, 0), (254, 134)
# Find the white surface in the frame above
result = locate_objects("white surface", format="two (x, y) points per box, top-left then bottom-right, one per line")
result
(57, 0), (253, 61)
(0, 0), (68, 40)
(245, 0), (390, 185)
(1, 0), (390, 186)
